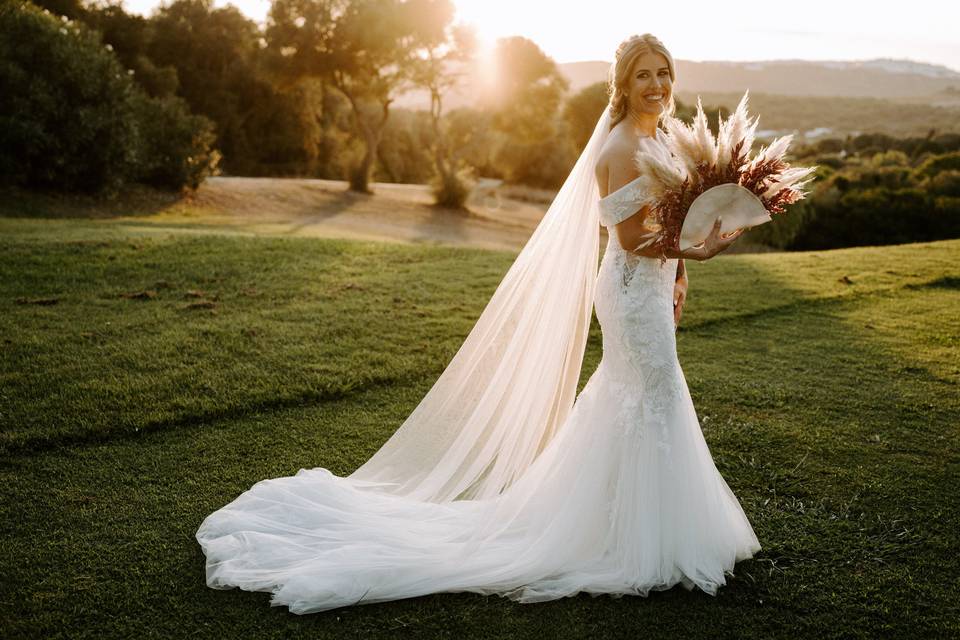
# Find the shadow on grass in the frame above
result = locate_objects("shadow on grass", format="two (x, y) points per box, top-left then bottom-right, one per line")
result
(665, 249), (958, 636)
(280, 183), (379, 234)
(0, 232), (518, 456)
(0, 184), (183, 219)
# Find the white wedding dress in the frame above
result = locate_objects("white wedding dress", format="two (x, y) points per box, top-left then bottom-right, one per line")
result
(196, 120), (761, 615)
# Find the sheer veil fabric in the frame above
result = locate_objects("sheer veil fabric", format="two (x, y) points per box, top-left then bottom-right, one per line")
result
(346, 109), (615, 502)
(195, 107), (763, 614)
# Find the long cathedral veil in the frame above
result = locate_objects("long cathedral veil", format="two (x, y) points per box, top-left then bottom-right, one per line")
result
(348, 107), (614, 503)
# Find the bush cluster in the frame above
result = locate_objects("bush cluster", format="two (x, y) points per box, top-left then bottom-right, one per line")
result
(0, 2), (217, 194)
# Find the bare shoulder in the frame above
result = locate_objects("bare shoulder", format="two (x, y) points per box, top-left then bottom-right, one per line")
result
(596, 128), (642, 196)
(599, 127), (638, 167)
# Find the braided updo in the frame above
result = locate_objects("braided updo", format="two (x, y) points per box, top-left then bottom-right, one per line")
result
(607, 34), (676, 129)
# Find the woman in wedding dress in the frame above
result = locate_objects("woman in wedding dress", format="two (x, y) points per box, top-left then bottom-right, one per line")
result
(196, 34), (762, 614)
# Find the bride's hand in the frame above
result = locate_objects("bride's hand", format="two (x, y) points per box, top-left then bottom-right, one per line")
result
(673, 277), (687, 328)
(700, 217), (744, 259)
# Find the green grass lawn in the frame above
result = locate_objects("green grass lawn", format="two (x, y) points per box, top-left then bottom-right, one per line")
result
(1, 217), (958, 639)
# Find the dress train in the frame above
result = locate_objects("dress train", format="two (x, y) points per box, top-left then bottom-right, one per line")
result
(196, 235), (761, 614)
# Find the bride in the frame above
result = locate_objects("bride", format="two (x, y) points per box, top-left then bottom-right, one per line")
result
(196, 33), (762, 614)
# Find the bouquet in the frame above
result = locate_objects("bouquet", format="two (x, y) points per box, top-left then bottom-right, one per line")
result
(633, 90), (817, 262)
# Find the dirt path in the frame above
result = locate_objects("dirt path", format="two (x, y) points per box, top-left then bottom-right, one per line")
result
(107, 177), (557, 252)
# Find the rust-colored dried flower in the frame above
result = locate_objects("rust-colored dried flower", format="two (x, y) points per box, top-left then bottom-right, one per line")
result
(633, 90), (817, 262)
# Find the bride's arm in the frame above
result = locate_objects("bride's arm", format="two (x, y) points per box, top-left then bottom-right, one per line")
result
(597, 150), (709, 262)
(594, 144), (719, 261)
(613, 204), (708, 261)
(616, 206), (744, 262)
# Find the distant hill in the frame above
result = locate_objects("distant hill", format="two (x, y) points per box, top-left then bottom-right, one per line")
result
(555, 58), (960, 99)
(666, 91), (960, 139)
(393, 57), (960, 139)
(396, 57), (960, 109)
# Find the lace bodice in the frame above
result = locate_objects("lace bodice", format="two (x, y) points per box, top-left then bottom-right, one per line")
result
(595, 199), (683, 461)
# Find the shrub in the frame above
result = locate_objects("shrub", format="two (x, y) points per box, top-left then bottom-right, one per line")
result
(744, 198), (814, 249)
(914, 151), (960, 180)
(854, 165), (917, 190)
(494, 134), (577, 190)
(129, 91), (219, 190)
(0, 1), (217, 194)
(927, 170), (960, 198)
(870, 149), (910, 167)
(0, 2), (137, 192)
(789, 186), (957, 249)
(431, 167), (473, 210)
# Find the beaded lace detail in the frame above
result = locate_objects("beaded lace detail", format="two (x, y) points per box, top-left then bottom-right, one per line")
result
(598, 175), (655, 228)
(595, 217), (684, 459)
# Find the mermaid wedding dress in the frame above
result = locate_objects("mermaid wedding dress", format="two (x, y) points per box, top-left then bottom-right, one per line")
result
(195, 113), (762, 615)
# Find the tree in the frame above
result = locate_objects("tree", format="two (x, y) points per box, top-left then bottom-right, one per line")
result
(486, 37), (567, 138)
(147, 0), (316, 175)
(563, 81), (607, 151)
(404, 2), (476, 207)
(82, 2), (180, 99)
(0, 1), (217, 193)
(27, 0), (84, 20)
(485, 36), (573, 188)
(266, 0), (456, 192)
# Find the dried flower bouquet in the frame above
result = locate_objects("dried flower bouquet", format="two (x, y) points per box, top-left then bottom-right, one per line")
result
(633, 90), (817, 261)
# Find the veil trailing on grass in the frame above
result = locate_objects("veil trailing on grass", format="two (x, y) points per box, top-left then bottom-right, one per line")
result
(347, 108), (614, 502)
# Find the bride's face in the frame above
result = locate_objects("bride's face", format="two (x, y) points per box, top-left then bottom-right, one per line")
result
(627, 51), (672, 117)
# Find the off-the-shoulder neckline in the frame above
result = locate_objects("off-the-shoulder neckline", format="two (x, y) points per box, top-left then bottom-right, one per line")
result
(599, 175), (644, 202)
(599, 129), (666, 202)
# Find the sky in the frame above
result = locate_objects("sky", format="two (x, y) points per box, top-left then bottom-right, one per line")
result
(120, 0), (960, 73)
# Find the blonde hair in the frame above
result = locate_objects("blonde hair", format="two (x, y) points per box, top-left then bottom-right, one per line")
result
(607, 34), (677, 130)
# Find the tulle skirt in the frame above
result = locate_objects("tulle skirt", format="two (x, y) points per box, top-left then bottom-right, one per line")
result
(196, 347), (761, 614)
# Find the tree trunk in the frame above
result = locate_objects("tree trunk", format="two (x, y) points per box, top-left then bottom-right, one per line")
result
(426, 84), (471, 209)
(429, 87), (452, 182)
(341, 90), (391, 193)
(351, 121), (378, 192)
